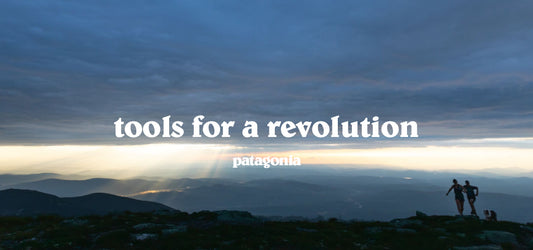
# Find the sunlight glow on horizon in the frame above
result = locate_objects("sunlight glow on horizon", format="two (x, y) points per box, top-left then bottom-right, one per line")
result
(0, 144), (238, 178)
(0, 138), (532, 177)
(236, 146), (531, 171)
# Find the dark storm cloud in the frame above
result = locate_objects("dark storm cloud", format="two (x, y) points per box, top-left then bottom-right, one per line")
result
(0, 0), (532, 144)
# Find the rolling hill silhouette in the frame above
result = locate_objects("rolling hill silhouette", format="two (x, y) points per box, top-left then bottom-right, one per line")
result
(0, 189), (173, 217)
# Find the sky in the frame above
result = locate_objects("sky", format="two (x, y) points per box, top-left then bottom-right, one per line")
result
(0, 1), (532, 176)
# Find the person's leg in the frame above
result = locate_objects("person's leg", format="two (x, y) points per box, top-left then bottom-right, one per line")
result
(455, 199), (463, 215)
(459, 200), (464, 215)
(469, 199), (477, 215)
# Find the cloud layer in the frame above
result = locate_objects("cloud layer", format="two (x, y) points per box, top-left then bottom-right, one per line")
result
(1, 0), (532, 144)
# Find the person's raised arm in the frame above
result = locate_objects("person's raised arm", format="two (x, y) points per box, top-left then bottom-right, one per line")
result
(446, 185), (453, 195)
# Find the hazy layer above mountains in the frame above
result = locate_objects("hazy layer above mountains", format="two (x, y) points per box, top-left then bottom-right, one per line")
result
(2, 168), (533, 222)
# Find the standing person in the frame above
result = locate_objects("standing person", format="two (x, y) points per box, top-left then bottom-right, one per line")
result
(446, 179), (465, 215)
(464, 180), (479, 215)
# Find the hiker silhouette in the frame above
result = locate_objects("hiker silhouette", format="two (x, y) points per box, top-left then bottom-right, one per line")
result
(446, 179), (464, 215)
(464, 180), (479, 216)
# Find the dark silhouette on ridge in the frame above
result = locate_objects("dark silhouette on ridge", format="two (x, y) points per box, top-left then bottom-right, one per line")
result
(0, 189), (173, 217)
(464, 180), (479, 215)
(446, 179), (465, 215)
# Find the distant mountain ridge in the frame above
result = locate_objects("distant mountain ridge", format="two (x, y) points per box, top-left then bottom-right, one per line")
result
(0, 189), (173, 217)
(0, 173), (61, 186)
(3, 172), (533, 222)
(4, 177), (237, 197)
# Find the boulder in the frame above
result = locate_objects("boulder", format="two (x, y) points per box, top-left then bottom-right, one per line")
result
(390, 218), (423, 227)
(216, 210), (260, 225)
(162, 225), (188, 235)
(132, 233), (157, 241)
(520, 225), (533, 233)
(394, 228), (416, 233)
(416, 211), (428, 217)
(477, 230), (517, 245)
(296, 227), (318, 233)
(445, 216), (465, 224)
(133, 223), (161, 230)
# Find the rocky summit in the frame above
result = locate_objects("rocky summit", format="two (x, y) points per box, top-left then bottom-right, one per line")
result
(1, 210), (532, 249)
